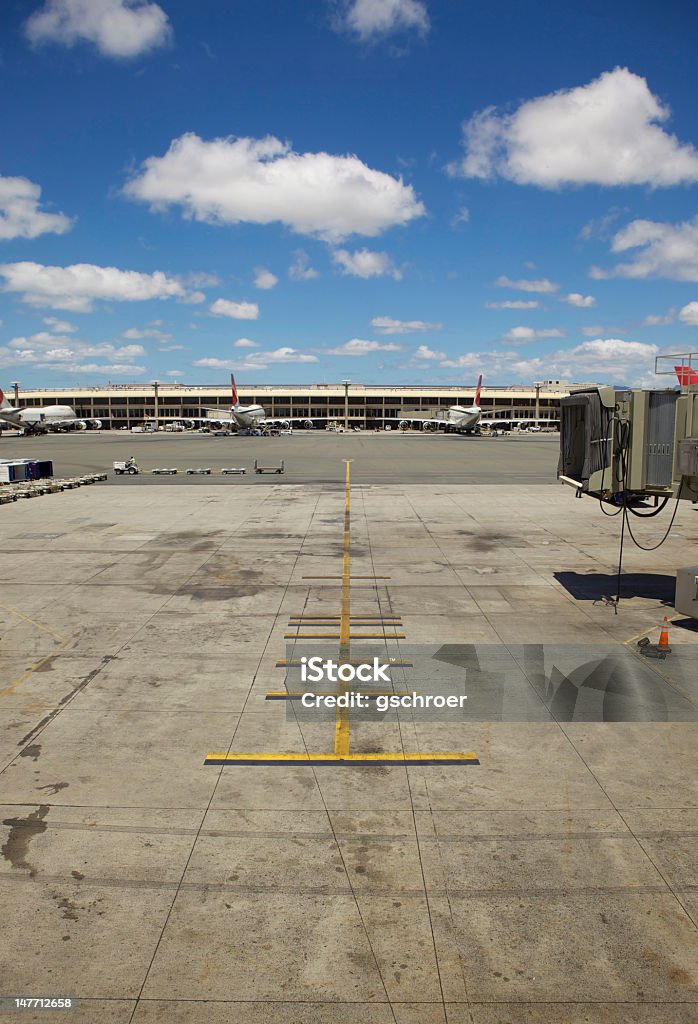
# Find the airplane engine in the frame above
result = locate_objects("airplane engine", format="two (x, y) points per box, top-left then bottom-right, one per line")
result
(422, 420), (437, 432)
(76, 420), (88, 430)
(281, 420), (290, 430)
(399, 419), (410, 430)
(183, 419), (195, 429)
(303, 419), (314, 430)
(89, 419), (103, 430)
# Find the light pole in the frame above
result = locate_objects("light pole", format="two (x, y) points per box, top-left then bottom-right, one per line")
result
(10, 381), (20, 406)
(341, 379), (351, 431)
(533, 381), (542, 426)
(152, 379), (160, 432)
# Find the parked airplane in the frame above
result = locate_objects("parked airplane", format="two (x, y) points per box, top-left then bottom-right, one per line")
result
(396, 375), (484, 434)
(0, 387), (103, 434)
(201, 375), (315, 432)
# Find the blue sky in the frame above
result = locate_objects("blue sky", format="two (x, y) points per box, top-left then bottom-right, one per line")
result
(1, 0), (698, 388)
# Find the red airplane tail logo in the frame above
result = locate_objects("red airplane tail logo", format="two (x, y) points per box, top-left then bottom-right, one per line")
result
(474, 374), (483, 406)
(675, 365), (698, 386)
(231, 373), (239, 406)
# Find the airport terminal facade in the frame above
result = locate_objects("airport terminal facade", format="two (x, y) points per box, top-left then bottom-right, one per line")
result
(12, 379), (574, 428)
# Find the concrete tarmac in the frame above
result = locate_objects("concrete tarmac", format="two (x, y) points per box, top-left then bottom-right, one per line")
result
(0, 447), (697, 1022)
(2, 429), (560, 484)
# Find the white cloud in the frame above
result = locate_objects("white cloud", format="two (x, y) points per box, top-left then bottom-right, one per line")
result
(642, 312), (674, 326)
(591, 215), (698, 282)
(333, 248), (402, 279)
(43, 316), (76, 333)
(371, 316), (441, 334)
(25, 0), (172, 59)
(503, 326), (565, 343)
(254, 267), (278, 290)
(0, 261), (199, 312)
(326, 338), (402, 356)
(0, 176), (73, 240)
(121, 327), (172, 340)
(581, 325), (609, 337)
(288, 250), (318, 281)
(165, 369), (183, 377)
(0, 330), (146, 374)
(495, 275), (558, 293)
(233, 338), (259, 348)
(124, 132), (425, 243)
(451, 68), (698, 188)
(428, 338), (658, 385)
(564, 293), (596, 308)
(339, 0), (429, 40)
(485, 300), (540, 310)
(413, 344), (446, 361)
(209, 298), (259, 320)
(679, 302), (698, 326)
(194, 346), (318, 371)
(451, 205), (470, 227)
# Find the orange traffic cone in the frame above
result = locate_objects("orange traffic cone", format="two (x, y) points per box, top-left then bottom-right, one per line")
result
(658, 616), (671, 651)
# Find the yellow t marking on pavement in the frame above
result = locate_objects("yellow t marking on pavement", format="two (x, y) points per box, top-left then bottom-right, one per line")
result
(0, 603), (69, 699)
(334, 459), (353, 757)
(204, 752), (480, 765)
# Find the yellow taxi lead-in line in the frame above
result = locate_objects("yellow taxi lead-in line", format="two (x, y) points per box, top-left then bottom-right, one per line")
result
(204, 752), (480, 765)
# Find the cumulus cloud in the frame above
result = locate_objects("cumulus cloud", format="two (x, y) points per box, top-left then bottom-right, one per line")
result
(124, 133), (425, 243)
(591, 215), (698, 282)
(450, 68), (698, 188)
(338, 0), (429, 40)
(332, 248), (402, 279)
(564, 293), (596, 307)
(43, 316), (76, 332)
(643, 312), (674, 326)
(209, 298), (259, 320)
(495, 275), (558, 293)
(233, 338), (259, 348)
(0, 261), (200, 312)
(0, 176), (73, 240)
(679, 302), (698, 325)
(194, 346), (318, 371)
(371, 316), (441, 334)
(288, 250), (318, 281)
(25, 0), (172, 59)
(121, 326), (173, 340)
(326, 338), (402, 356)
(413, 344), (446, 361)
(254, 267), (278, 290)
(430, 338), (658, 385)
(503, 326), (565, 344)
(0, 330), (146, 374)
(485, 300), (540, 310)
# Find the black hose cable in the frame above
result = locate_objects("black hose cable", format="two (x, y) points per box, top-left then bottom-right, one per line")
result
(627, 496), (671, 517)
(622, 479), (684, 551)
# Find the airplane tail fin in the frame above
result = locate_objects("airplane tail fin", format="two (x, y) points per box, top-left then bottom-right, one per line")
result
(231, 373), (239, 407)
(675, 364), (698, 387)
(0, 386), (13, 410)
(474, 374), (483, 407)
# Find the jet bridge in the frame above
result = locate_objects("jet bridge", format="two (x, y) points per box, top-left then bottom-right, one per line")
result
(558, 353), (698, 617)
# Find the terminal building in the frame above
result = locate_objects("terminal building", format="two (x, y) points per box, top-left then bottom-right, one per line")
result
(9, 379), (578, 430)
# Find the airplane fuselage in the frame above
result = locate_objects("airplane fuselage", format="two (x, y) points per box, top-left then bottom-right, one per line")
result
(0, 404), (81, 433)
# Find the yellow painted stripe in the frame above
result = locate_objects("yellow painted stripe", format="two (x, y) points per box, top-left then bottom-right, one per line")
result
(334, 459), (353, 757)
(282, 626), (405, 634)
(0, 602), (67, 644)
(205, 752), (480, 764)
(0, 603), (69, 699)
